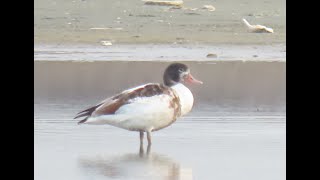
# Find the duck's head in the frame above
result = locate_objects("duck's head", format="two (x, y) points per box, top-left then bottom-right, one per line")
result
(163, 63), (203, 86)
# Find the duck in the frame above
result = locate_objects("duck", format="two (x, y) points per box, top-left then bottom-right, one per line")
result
(74, 63), (202, 146)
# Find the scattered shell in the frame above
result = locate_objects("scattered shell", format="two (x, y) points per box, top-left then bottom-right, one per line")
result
(202, 5), (215, 11)
(242, 18), (274, 33)
(100, 41), (112, 46)
(143, 0), (183, 6)
(206, 53), (218, 58)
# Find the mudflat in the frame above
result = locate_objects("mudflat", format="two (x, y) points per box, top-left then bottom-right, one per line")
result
(34, 0), (285, 45)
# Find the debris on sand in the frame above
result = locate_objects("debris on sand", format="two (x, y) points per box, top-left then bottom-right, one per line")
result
(183, 7), (198, 11)
(206, 53), (218, 58)
(100, 41), (112, 46)
(143, 0), (183, 7)
(169, 6), (183, 10)
(242, 18), (274, 33)
(202, 5), (215, 11)
(90, 27), (123, 30)
(184, 12), (201, 16)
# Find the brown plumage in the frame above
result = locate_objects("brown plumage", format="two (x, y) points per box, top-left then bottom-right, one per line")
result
(75, 84), (181, 125)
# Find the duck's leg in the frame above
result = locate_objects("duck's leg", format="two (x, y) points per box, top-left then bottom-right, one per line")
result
(147, 143), (151, 155)
(139, 131), (144, 156)
(147, 131), (152, 145)
(139, 131), (144, 145)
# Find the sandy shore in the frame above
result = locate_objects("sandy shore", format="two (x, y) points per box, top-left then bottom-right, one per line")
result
(34, 0), (285, 45)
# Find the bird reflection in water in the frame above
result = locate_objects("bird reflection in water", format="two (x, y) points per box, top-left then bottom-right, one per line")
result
(78, 144), (193, 180)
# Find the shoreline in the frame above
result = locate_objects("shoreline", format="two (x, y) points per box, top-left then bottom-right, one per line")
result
(34, 43), (286, 62)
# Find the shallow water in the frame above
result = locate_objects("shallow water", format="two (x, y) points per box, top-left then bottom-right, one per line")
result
(34, 61), (286, 110)
(34, 101), (285, 180)
(34, 58), (286, 179)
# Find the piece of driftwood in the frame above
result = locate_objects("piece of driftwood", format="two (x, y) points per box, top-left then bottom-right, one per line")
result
(143, 0), (183, 6)
(202, 5), (215, 11)
(242, 18), (274, 33)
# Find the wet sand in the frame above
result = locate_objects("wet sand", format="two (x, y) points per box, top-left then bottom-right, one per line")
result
(34, 0), (285, 45)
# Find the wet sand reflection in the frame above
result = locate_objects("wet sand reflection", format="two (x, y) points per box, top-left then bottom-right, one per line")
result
(78, 144), (193, 180)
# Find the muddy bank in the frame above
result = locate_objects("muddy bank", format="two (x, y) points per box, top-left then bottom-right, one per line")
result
(34, 61), (285, 110)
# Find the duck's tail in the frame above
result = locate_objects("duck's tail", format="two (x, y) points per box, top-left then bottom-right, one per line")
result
(74, 103), (103, 124)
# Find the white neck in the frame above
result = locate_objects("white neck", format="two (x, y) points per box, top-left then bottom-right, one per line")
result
(171, 83), (194, 116)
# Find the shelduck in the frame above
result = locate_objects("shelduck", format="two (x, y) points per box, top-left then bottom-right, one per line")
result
(74, 63), (202, 145)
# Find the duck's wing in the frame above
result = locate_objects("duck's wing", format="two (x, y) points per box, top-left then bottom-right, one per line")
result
(75, 83), (180, 124)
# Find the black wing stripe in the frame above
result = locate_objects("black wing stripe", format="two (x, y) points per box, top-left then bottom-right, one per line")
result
(74, 103), (103, 119)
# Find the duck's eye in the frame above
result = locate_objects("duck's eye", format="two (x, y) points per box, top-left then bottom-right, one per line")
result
(178, 68), (184, 72)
